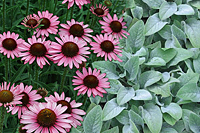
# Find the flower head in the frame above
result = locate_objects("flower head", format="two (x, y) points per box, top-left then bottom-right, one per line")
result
(37, 88), (48, 98)
(0, 31), (24, 59)
(99, 13), (130, 39)
(72, 67), (110, 97)
(45, 92), (86, 130)
(20, 102), (72, 133)
(8, 83), (42, 118)
(49, 35), (90, 69)
(34, 10), (60, 38)
(59, 19), (93, 42)
(21, 14), (41, 29)
(90, 34), (122, 62)
(62, 0), (90, 9)
(104, 0), (112, 6)
(90, 4), (109, 17)
(18, 36), (51, 68)
(0, 82), (23, 107)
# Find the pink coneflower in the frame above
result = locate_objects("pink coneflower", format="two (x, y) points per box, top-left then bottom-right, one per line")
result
(45, 92), (86, 131)
(49, 35), (90, 69)
(21, 14), (40, 29)
(99, 13), (130, 39)
(90, 34), (122, 62)
(90, 4), (109, 17)
(0, 82), (23, 107)
(18, 36), (51, 68)
(34, 10), (60, 38)
(8, 83), (42, 118)
(0, 31), (24, 59)
(72, 67), (110, 97)
(36, 87), (48, 98)
(59, 19), (93, 42)
(20, 102), (72, 133)
(62, 0), (90, 9)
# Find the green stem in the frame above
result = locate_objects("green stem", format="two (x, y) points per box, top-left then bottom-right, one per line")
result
(83, 95), (88, 107)
(3, 0), (6, 32)
(43, 0), (46, 11)
(0, 106), (6, 133)
(59, 67), (68, 94)
(11, 0), (14, 27)
(91, 17), (97, 28)
(34, 64), (39, 89)
(111, 0), (119, 14)
(26, 0), (29, 16)
(53, 0), (58, 13)
(5, 57), (8, 81)
(85, 4), (91, 24)
(65, 3), (69, 21)
(28, 64), (31, 85)
(70, 5), (74, 20)
(8, 58), (11, 81)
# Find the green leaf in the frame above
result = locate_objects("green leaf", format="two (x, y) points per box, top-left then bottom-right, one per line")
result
(158, 25), (172, 39)
(159, 2), (177, 20)
(92, 61), (119, 79)
(161, 128), (178, 133)
(182, 109), (196, 131)
(11, 65), (26, 84)
(126, 0), (136, 8)
(123, 120), (139, 133)
(145, 13), (168, 36)
(163, 113), (177, 126)
(142, 0), (165, 9)
(116, 110), (129, 125)
(83, 105), (103, 133)
(167, 48), (193, 67)
(177, 83), (200, 102)
(139, 70), (162, 88)
(148, 84), (171, 97)
(184, 18), (200, 48)
(189, 113), (200, 133)
(189, 0), (200, 9)
(171, 25), (186, 42)
(102, 98), (126, 121)
(145, 57), (166, 66)
(108, 79), (124, 94)
(177, 72), (199, 88)
(117, 87), (135, 105)
(141, 103), (162, 133)
(124, 56), (139, 81)
(129, 110), (144, 127)
(126, 20), (145, 53)
(175, 4), (195, 15)
(161, 103), (182, 121)
(131, 6), (143, 19)
(102, 127), (119, 133)
(132, 89), (152, 100)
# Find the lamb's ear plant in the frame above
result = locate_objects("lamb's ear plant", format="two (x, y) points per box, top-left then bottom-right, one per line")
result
(81, 0), (200, 133)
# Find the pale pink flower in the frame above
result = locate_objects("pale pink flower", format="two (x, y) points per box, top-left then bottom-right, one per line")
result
(62, 0), (90, 9)
(72, 67), (110, 97)
(49, 35), (90, 69)
(59, 19), (93, 42)
(18, 36), (51, 68)
(0, 31), (24, 59)
(99, 13), (130, 39)
(8, 83), (42, 118)
(20, 102), (72, 133)
(45, 92), (86, 131)
(21, 14), (41, 29)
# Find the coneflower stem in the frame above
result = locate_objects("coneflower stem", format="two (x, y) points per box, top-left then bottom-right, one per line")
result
(111, 0), (119, 14)
(70, 5), (74, 20)
(65, 3), (69, 21)
(59, 67), (68, 94)
(34, 64), (39, 89)
(11, 0), (14, 27)
(83, 95), (88, 107)
(5, 57), (8, 82)
(26, 0), (29, 16)
(0, 106), (6, 133)
(3, 0), (6, 32)
(53, 0), (58, 13)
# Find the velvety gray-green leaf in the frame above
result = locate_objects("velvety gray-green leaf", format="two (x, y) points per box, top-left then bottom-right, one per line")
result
(131, 6), (143, 19)
(116, 110), (129, 125)
(122, 120), (139, 133)
(132, 89), (152, 100)
(189, 113), (200, 133)
(175, 4), (195, 15)
(159, 2), (177, 20)
(142, 0), (165, 9)
(161, 103), (182, 120)
(108, 79), (124, 94)
(144, 13), (168, 36)
(102, 127), (119, 133)
(117, 87), (135, 105)
(83, 105), (102, 133)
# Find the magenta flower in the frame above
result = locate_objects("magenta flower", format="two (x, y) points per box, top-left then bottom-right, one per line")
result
(34, 10), (60, 38)
(72, 67), (110, 97)
(18, 36), (51, 68)
(20, 102), (72, 133)
(90, 4), (109, 17)
(21, 14), (41, 29)
(99, 13), (130, 39)
(0, 31), (24, 59)
(59, 19), (93, 42)
(49, 35), (90, 69)
(45, 92), (86, 130)
(62, 0), (90, 9)
(0, 82), (23, 107)
(8, 83), (42, 118)
(90, 34), (122, 62)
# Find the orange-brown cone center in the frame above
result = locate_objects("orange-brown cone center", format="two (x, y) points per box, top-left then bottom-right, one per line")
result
(20, 92), (30, 106)
(0, 90), (14, 103)
(26, 19), (38, 27)
(37, 108), (56, 127)
(83, 75), (99, 88)
(57, 100), (72, 114)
